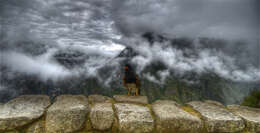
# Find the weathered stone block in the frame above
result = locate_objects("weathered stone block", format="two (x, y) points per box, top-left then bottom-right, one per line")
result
(188, 101), (245, 133)
(25, 119), (45, 133)
(0, 95), (50, 131)
(114, 103), (154, 133)
(46, 95), (89, 133)
(88, 94), (113, 105)
(204, 100), (225, 108)
(152, 100), (202, 133)
(113, 95), (148, 104)
(90, 103), (114, 130)
(228, 105), (260, 133)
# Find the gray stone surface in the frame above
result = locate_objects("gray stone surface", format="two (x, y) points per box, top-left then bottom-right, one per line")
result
(228, 105), (260, 133)
(0, 95), (50, 131)
(88, 94), (113, 105)
(25, 119), (45, 133)
(113, 95), (148, 104)
(204, 100), (225, 108)
(187, 101), (245, 133)
(90, 103), (114, 130)
(0, 103), (3, 110)
(152, 100), (202, 133)
(46, 95), (89, 133)
(114, 103), (154, 133)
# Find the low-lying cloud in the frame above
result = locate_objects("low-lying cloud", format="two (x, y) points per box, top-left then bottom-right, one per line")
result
(0, 0), (259, 86)
(124, 37), (260, 83)
(112, 0), (260, 83)
(1, 51), (72, 82)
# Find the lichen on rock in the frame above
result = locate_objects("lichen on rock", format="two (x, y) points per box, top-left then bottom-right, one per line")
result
(227, 105), (260, 133)
(25, 119), (45, 133)
(90, 103), (114, 131)
(2, 94), (260, 133)
(88, 94), (113, 105)
(204, 100), (225, 108)
(0, 95), (50, 131)
(114, 103), (154, 133)
(188, 101), (245, 133)
(113, 95), (148, 104)
(3, 130), (19, 133)
(152, 100), (203, 133)
(46, 95), (89, 133)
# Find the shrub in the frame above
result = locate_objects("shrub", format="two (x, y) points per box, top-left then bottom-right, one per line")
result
(241, 90), (260, 108)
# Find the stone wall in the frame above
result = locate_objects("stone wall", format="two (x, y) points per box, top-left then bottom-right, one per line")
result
(0, 94), (259, 133)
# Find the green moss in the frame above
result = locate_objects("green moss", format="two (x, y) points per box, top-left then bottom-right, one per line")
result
(241, 90), (260, 108)
(181, 106), (202, 119)
(3, 130), (19, 133)
(145, 104), (157, 133)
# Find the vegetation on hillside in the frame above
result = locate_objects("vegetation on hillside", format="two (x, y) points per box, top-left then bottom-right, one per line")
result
(241, 90), (260, 108)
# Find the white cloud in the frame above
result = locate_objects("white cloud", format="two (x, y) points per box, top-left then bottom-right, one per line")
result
(127, 37), (260, 83)
(1, 50), (72, 81)
(1, 0), (259, 84)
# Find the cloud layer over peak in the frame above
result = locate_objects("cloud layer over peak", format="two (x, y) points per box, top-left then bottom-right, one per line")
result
(112, 0), (258, 40)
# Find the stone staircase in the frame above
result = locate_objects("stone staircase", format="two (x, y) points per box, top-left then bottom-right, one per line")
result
(0, 95), (259, 133)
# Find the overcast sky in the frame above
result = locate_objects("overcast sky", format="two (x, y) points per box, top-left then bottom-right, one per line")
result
(112, 0), (259, 40)
(0, 0), (259, 83)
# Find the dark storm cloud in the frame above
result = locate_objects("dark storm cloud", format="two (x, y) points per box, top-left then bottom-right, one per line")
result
(112, 0), (258, 40)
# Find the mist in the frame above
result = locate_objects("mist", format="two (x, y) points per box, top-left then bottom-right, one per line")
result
(112, 0), (260, 83)
(0, 0), (259, 103)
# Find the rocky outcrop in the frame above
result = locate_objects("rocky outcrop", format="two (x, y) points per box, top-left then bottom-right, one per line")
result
(227, 105), (260, 133)
(2, 94), (260, 133)
(187, 101), (245, 133)
(90, 103), (114, 131)
(0, 95), (50, 131)
(114, 103), (154, 133)
(113, 95), (148, 104)
(46, 95), (89, 133)
(152, 100), (202, 133)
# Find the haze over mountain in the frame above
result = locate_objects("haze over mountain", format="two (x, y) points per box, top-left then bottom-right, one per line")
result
(0, 0), (259, 103)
